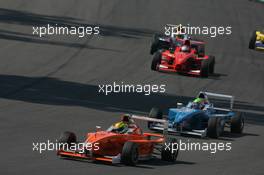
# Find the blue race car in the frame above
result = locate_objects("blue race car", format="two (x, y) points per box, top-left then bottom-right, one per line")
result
(148, 92), (244, 138)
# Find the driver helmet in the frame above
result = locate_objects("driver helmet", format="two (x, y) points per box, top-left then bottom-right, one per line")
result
(113, 121), (128, 133)
(181, 45), (190, 53)
(193, 97), (204, 103)
(192, 97), (205, 109)
(121, 114), (131, 123)
(198, 92), (208, 103)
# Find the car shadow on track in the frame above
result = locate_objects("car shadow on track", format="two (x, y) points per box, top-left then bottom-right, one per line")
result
(158, 71), (227, 80)
(178, 133), (235, 142)
(61, 157), (194, 169)
(134, 159), (195, 169)
(0, 29), (121, 52)
(1, 74), (264, 125)
(0, 7), (156, 45)
(222, 132), (259, 138)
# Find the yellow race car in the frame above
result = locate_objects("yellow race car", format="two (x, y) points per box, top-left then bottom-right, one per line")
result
(249, 30), (264, 50)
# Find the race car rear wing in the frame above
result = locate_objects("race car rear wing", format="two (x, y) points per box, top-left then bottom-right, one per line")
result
(165, 23), (181, 28)
(165, 24), (183, 37)
(199, 91), (234, 111)
(131, 115), (169, 137)
(165, 24), (205, 44)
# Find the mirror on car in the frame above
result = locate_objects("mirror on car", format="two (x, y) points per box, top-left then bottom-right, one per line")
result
(96, 126), (102, 132)
(177, 103), (183, 108)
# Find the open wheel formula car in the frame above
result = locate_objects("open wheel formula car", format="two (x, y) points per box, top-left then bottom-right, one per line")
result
(151, 41), (215, 78)
(57, 115), (179, 166)
(148, 92), (244, 139)
(150, 30), (215, 78)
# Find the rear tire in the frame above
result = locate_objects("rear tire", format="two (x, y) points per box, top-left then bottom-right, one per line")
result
(121, 142), (139, 166)
(231, 112), (244, 133)
(207, 117), (223, 138)
(200, 59), (209, 77)
(150, 34), (161, 54)
(151, 51), (162, 71)
(161, 138), (178, 162)
(208, 56), (215, 74)
(150, 42), (158, 55)
(249, 31), (256, 50)
(148, 107), (163, 129)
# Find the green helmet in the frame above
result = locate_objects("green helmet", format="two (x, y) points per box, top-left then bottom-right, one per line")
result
(193, 98), (203, 103)
(113, 121), (128, 133)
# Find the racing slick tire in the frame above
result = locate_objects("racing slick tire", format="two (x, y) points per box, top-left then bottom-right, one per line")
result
(208, 56), (215, 74)
(200, 59), (210, 77)
(249, 30), (256, 49)
(151, 51), (162, 71)
(148, 107), (163, 129)
(230, 112), (244, 133)
(150, 34), (160, 54)
(207, 117), (223, 138)
(197, 45), (205, 57)
(161, 137), (178, 162)
(58, 131), (77, 148)
(121, 142), (139, 166)
(149, 107), (163, 119)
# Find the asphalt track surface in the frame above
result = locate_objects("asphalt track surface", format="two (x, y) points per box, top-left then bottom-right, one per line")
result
(1, 0), (264, 175)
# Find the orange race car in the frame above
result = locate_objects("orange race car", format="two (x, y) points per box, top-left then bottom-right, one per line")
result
(57, 114), (178, 166)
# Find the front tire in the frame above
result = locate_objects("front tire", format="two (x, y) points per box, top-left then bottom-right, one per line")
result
(151, 51), (162, 71)
(249, 30), (256, 50)
(121, 142), (139, 166)
(161, 138), (178, 162)
(207, 117), (223, 138)
(230, 112), (244, 133)
(58, 131), (77, 149)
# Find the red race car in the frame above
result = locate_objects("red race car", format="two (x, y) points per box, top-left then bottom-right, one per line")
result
(57, 114), (178, 166)
(151, 40), (215, 77)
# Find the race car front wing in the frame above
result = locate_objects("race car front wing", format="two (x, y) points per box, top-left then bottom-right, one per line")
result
(149, 122), (207, 138)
